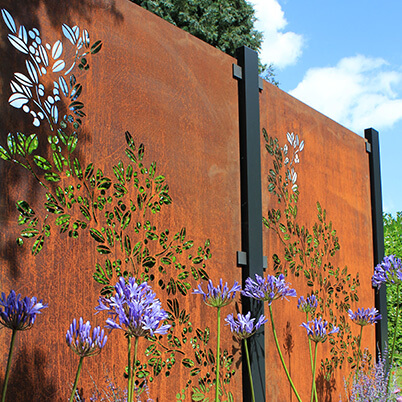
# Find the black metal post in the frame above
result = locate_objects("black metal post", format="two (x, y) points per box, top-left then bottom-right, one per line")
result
(365, 128), (388, 353)
(235, 46), (265, 401)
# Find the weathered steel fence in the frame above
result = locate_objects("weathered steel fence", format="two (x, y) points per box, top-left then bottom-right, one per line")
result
(0, 1), (385, 401)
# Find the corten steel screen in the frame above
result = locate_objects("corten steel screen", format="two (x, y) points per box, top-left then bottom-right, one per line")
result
(0, 1), (242, 400)
(0, 0), (377, 401)
(260, 83), (376, 401)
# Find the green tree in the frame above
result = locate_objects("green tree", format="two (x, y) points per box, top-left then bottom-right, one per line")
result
(384, 212), (402, 365)
(130, 0), (278, 84)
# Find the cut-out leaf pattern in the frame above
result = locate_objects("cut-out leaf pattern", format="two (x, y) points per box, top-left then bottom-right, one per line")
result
(263, 130), (361, 379)
(1, 9), (102, 131)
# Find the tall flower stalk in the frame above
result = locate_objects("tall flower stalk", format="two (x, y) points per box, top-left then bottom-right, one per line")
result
(242, 274), (301, 402)
(298, 295), (318, 401)
(0, 290), (47, 402)
(348, 307), (382, 373)
(66, 318), (107, 402)
(225, 312), (267, 402)
(301, 318), (339, 402)
(96, 277), (170, 402)
(193, 279), (241, 402)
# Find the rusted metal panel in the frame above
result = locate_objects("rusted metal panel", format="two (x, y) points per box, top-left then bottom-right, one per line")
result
(260, 82), (376, 401)
(0, 1), (242, 400)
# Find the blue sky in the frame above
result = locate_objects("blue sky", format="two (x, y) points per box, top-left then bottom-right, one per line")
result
(252, 0), (402, 216)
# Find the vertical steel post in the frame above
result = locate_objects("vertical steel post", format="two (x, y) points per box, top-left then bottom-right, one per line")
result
(236, 46), (265, 401)
(365, 128), (388, 353)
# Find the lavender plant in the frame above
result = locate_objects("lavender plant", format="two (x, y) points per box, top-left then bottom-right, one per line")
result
(96, 277), (170, 402)
(242, 273), (301, 401)
(302, 318), (339, 402)
(193, 279), (241, 402)
(66, 318), (108, 402)
(0, 290), (47, 402)
(343, 349), (402, 402)
(225, 312), (267, 402)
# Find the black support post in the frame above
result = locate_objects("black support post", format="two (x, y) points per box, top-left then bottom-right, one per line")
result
(365, 128), (388, 353)
(235, 46), (265, 401)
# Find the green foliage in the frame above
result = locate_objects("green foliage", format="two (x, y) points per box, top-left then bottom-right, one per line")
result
(130, 0), (277, 83)
(384, 212), (402, 366)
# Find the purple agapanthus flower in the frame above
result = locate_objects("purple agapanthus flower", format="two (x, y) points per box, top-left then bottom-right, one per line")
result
(297, 295), (318, 314)
(66, 318), (107, 358)
(348, 307), (382, 326)
(301, 317), (339, 343)
(0, 290), (47, 331)
(96, 277), (170, 338)
(242, 273), (296, 305)
(193, 279), (241, 308)
(372, 255), (402, 288)
(225, 312), (268, 340)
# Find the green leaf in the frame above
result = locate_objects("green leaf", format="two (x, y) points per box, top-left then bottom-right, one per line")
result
(0, 145), (11, 161)
(124, 234), (131, 256)
(121, 211), (131, 229)
(182, 358), (194, 368)
(90, 228), (105, 243)
(113, 183), (127, 198)
(68, 135), (78, 153)
(80, 205), (91, 221)
(33, 155), (52, 171)
(16, 200), (35, 216)
(7, 133), (16, 154)
(85, 163), (94, 179)
(52, 152), (63, 172)
(90, 40), (102, 54)
(97, 245), (111, 255)
(32, 235), (44, 255)
(97, 177), (112, 190)
(26, 134), (38, 154)
(73, 158), (83, 179)
(21, 228), (39, 238)
(44, 172), (61, 182)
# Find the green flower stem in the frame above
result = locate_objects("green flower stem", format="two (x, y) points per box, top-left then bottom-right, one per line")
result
(306, 313), (318, 402)
(244, 338), (255, 402)
(2, 330), (17, 402)
(310, 342), (318, 402)
(128, 336), (133, 402)
(356, 325), (363, 376)
(388, 284), (401, 392)
(131, 336), (139, 401)
(69, 356), (84, 402)
(269, 305), (302, 402)
(215, 306), (221, 402)
(390, 284), (400, 368)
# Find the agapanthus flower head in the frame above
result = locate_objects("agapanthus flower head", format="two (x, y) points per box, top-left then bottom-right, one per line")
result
(95, 277), (170, 338)
(301, 317), (339, 343)
(297, 295), (318, 314)
(193, 278), (241, 308)
(0, 289), (47, 331)
(66, 317), (107, 358)
(242, 273), (296, 305)
(372, 255), (402, 289)
(348, 307), (382, 326)
(225, 312), (268, 340)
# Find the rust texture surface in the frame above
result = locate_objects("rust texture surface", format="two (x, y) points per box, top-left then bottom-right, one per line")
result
(0, 0), (378, 401)
(0, 0), (242, 400)
(260, 82), (376, 401)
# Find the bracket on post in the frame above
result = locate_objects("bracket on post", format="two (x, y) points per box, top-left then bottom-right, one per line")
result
(233, 63), (264, 91)
(237, 251), (267, 269)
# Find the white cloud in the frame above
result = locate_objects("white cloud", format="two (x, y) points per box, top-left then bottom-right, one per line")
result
(251, 0), (304, 69)
(289, 55), (402, 132)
